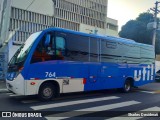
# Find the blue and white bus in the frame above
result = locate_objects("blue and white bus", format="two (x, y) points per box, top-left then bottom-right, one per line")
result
(6, 27), (155, 101)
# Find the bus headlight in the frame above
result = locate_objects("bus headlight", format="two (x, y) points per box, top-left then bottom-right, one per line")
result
(7, 72), (19, 81)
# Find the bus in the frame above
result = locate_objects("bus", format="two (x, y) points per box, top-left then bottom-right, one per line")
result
(6, 27), (155, 101)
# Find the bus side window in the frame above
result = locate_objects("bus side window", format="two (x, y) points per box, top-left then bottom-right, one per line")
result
(55, 36), (66, 60)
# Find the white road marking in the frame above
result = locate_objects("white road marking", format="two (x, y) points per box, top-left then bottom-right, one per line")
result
(9, 94), (22, 97)
(141, 106), (160, 111)
(31, 96), (120, 110)
(140, 90), (155, 94)
(6, 93), (13, 95)
(45, 100), (140, 119)
(76, 100), (140, 111)
(107, 106), (160, 120)
(45, 117), (68, 120)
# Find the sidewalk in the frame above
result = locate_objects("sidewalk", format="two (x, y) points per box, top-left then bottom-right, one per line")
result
(0, 80), (8, 93)
(138, 82), (160, 91)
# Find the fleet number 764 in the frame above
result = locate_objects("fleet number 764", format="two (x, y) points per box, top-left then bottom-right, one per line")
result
(45, 72), (56, 78)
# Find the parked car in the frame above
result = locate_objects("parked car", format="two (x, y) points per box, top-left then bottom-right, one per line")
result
(155, 70), (160, 82)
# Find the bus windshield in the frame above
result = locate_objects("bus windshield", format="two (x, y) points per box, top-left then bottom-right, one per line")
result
(9, 31), (42, 66)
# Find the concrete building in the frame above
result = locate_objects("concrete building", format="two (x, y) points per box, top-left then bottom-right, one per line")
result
(0, 0), (118, 79)
(106, 17), (118, 36)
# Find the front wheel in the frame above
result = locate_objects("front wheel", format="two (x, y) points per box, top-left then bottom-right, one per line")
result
(38, 83), (56, 101)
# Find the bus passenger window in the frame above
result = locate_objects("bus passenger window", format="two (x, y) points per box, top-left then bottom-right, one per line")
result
(55, 37), (66, 60)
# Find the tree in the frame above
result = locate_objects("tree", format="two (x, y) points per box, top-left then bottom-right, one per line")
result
(119, 12), (154, 45)
(119, 20), (146, 43)
(136, 12), (154, 26)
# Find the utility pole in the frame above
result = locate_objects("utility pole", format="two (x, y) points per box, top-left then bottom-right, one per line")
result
(150, 1), (160, 47)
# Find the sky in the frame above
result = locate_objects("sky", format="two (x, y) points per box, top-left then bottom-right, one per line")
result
(107, 0), (159, 31)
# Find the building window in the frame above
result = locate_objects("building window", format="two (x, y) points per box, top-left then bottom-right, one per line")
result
(107, 23), (118, 31)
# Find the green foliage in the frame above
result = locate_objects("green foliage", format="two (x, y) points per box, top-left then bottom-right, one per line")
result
(136, 13), (154, 26)
(119, 12), (160, 54)
(119, 12), (153, 45)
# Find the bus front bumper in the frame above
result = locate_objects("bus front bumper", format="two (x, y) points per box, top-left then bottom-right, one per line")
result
(6, 74), (25, 95)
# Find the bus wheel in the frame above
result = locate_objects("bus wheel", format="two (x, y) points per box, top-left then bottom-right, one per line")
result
(38, 83), (56, 101)
(121, 80), (132, 93)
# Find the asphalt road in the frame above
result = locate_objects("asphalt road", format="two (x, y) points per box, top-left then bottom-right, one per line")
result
(0, 82), (160, 120)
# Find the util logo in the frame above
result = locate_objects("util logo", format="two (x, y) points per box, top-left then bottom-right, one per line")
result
(134, 65), (154, 81)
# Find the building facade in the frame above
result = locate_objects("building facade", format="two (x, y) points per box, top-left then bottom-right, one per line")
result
(0, 0), (118, 79)
(106, 17), (118, 36)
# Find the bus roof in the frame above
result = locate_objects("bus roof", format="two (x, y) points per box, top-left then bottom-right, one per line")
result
(43, 27), (154, 48)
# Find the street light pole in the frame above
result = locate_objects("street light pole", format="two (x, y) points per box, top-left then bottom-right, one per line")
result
(150, 1), (160, 47)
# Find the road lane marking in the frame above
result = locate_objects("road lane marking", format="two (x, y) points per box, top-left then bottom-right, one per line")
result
(31, 96), (120, 110)
(107, 106), (160, 120)
(76, 100), (140, 111)
(135, 89), (160, 94)
(46, 117), (68, 120)
(9, 94), (22, 97)
(139, 91), (155, 94)
(141, 106), (160, 111)
(45, 100), (140, 119)
(6, 93), (13, 95)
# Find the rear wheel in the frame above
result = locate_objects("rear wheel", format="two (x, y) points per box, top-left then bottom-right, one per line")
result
(38, 83), (56, 101)
(121, 80), (132, 93)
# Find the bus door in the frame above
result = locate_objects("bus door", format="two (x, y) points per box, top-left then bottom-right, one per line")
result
(89, 37), (100, 83)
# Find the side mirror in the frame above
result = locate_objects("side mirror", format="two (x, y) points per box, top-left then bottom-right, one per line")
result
(45, 34), (50, 46)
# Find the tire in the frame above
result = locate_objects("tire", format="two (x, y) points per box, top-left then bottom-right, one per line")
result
(121, 80), (132, 93)
(38, 83), (56, 101)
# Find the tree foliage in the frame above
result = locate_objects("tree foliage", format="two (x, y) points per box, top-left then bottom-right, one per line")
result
(119, 12), (153, 45)
(136, 12), (154, 26)
(119, 12), (160, 54)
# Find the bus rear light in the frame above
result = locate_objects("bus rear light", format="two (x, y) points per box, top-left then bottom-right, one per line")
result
(30, 82), (36, 85)
(83, 78), (86, 84)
